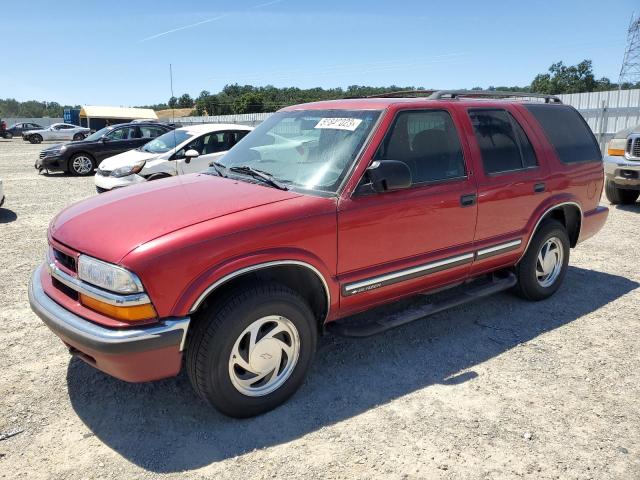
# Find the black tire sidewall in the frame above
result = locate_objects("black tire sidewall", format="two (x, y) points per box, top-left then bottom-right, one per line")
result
(190, 285), (317, 417)
(30, 135), (42, 144)
(516, 220), (570, 301)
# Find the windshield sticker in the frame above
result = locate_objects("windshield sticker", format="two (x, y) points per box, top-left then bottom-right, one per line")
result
(314, 118), (363, 131)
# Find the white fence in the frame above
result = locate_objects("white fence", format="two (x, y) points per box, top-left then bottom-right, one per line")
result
(176, 89), (640, 153)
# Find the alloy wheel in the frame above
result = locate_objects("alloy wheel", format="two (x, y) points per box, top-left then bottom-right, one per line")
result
(72, 156), (93, 175)
(228, 315), (300, 397)
(536, 237), (564, 288)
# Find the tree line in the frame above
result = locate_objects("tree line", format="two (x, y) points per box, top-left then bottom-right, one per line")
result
(2, 60), (639, 119)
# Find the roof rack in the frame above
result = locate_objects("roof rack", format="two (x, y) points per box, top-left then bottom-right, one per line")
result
(366, 90), (436, 98)
(428, 90), (562, 104)
(367, 89), (562, 104)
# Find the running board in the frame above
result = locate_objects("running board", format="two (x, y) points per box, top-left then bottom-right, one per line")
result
(326, 272), (517, 338)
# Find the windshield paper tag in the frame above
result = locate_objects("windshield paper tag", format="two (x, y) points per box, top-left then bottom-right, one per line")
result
(314, 118), (362, 131)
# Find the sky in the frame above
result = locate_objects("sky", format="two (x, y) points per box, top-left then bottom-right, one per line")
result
(1, 0), (637, 106)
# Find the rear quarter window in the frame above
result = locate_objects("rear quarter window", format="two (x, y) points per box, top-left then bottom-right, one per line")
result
(524, 104), (601, 164)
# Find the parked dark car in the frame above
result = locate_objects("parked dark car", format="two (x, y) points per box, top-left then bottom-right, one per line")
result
(35, 122), (175, 176)
(8, 122), (44, 137)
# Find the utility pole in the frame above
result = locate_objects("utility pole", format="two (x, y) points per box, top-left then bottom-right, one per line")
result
(618, 13), (640, 88)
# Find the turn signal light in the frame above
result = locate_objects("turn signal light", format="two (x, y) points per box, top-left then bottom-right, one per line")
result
(80, 294), (157, 322)
(607, 138), (626, 156)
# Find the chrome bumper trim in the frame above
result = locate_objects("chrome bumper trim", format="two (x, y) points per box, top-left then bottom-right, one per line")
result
(48, 262), (150, 306)
(30, 265), (190, 353)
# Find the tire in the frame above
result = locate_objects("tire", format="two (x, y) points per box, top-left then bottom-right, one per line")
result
(187, 282), (317, 418)
(2, 132), (12, 139)
(514, 219), (570, 301)
(605, 179), (639, 205)
(68, 153), (96, 176)
(29, 134), (42, 144)
(146, 173), (172, 181)
(72, 133), (84, 141)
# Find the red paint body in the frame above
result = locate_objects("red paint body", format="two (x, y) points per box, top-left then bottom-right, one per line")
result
(41, 98), (608, 381)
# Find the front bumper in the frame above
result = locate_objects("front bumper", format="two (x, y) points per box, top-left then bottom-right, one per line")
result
(94, 171), (147, 192)
(29, 265), (189, 382)
(603, 155), (640, 188)
(35, 153), (66, 171)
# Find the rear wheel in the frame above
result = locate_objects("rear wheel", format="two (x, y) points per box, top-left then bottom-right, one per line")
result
(605, 179), (639, 205)
(514, 220), (570, 301)
(187, 282), (317, 418)
(69, 153), (95, 176)
(29, 134), (42, 144)
(73, 133), (84, 141)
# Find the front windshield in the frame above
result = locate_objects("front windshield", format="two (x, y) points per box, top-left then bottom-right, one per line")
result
(214, 109), (381, 192)
(142, 129), (193, 154)
(84, 127), (111, 142)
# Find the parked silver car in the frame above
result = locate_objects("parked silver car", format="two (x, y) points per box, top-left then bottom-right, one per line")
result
(604, 125), (640, 205)
(23, 123), (90, 144)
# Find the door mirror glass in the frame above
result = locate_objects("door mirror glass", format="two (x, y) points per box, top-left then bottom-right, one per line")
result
(358, 160), (412, 194)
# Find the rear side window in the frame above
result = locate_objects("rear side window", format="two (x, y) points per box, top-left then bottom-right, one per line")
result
(524, 104), (601, 163)
(468, 109), (538, 174)
(375, 109), (466, 184)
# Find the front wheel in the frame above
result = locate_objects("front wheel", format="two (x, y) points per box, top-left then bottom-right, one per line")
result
(69, 153), (95, 176)
(187, 283), (317, 418)
(514, 220), (570, 301)
(605, 179), (639, 205)
(29, 134), (42, 144)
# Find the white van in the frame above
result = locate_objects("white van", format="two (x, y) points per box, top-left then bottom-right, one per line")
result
(94, 124), (253, 192)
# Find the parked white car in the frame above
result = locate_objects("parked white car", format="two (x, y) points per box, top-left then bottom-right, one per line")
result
(23, 123), (90, 144)
(94, 124), (252, 192)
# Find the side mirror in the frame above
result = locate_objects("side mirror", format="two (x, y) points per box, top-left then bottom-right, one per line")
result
(184, 149), (199, 164)
(358, 160), (412, 194)
(101, 136), (109, 142)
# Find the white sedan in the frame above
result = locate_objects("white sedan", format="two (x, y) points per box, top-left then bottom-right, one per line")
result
(95, 124), (252, 193)
(23, 123), (90, 144)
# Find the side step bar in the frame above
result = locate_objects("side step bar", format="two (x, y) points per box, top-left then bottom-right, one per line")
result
(326, 272), (517, 338)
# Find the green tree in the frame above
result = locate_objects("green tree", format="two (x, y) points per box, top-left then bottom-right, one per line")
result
(177, 93), (194, 108)
(168, 96), (178, 108)
(235, 92), (265, 114)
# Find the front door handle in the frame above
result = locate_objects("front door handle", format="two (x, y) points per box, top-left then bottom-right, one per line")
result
(534, 182), (546, 193)
(460, 193), (477, 207)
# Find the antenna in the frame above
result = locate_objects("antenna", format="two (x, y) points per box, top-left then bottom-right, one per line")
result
(618, 13), (640, 88)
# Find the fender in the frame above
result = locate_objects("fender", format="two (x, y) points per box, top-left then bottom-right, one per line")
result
(517, 195), (583, 263)
(172, 248), (337, 319)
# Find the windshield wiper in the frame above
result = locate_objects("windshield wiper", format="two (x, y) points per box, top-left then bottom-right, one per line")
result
(209, 161), (227, 177)
(228, 165), (288, 190)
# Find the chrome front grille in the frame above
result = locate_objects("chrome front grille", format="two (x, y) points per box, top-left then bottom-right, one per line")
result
(633, 138), (640, 159)
(53, 247), (76, 272)
(626, 135), (640, 161)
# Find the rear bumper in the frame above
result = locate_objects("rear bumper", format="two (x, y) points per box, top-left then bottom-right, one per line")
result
(578, 206), (609, 244)
(603, 155), (640, 188)
(29, 265), (189, 382)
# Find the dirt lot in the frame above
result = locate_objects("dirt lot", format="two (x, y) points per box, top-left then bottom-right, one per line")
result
(0, 137), (639, 479)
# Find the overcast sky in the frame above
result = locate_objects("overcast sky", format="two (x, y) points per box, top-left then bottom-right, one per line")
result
(2, 0), (637, 106)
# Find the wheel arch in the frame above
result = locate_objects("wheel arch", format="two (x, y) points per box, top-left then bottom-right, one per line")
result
(188, 260), (331, 329)
(522, 201), (583, 258)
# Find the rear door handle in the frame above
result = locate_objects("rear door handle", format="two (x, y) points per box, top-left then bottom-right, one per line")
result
(534, 182), (546, 193)
(460, 193), (477, 207)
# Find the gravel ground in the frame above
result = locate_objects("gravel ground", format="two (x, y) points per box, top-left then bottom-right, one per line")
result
(1, 138), (639, 479)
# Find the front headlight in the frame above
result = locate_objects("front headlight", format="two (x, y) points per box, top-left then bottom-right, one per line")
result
(110, 160), (146, 178)
(77, 255), (143, 293)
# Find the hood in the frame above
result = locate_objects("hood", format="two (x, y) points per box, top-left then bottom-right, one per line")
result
(98, 149), (160, 170)
(42, 143), (65, 151)
(50, 174), (302, 263)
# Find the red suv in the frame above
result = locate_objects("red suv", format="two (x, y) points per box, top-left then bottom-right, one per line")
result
(29, 91), (608, 417)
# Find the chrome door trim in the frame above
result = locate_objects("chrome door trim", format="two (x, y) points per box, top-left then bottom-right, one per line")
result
(476, 239), (522, 260)
(342, 252), (475, 296)
(189, 260), (331, 318)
